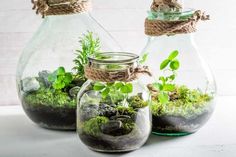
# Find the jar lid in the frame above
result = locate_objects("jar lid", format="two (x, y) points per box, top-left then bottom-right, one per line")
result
(148, 8), (195, 21)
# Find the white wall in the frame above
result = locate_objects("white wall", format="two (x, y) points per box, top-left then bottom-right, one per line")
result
(0, 0), (236, 105)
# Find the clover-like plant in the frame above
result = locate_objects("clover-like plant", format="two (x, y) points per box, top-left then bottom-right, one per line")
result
(73, 32), (101, 78)
(48, 67), (73, 90)
(152, 50), (180, 104)
(93, 82), (133, 104)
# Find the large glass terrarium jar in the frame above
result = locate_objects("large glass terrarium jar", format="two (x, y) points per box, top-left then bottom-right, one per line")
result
(16, 0), (121, 130)
(141, 0), (217, 136)
(77, 52), (152, 152)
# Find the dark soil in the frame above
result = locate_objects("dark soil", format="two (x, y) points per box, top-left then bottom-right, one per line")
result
(152, 111), (212, 134)
(79, 132), (147, 152)
(22, 101), (76, 130)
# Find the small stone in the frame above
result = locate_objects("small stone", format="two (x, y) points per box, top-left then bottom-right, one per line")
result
(69, 86), (81, 97)
(80, 104), (99, 121)
(110, 115), (131, 121)
(101, 120), (122, 134)
(98, 104), (117, 117)
(38, 70), (51, 87)
(22, 77), (40, 93)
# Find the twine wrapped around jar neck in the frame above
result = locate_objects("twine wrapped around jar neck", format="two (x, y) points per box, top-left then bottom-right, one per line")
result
(84, 65), (152, 83)
(31, 0), (91, 18)
(145, 0), (210, 36)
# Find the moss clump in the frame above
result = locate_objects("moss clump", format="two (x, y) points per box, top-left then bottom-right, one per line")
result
(121, 120), (136, 135)
(82, 116), (109, 137)
(24, 87), (76, 109)
(116, 106), (136, 116)
(128, 95), (148, 108)
(151, 85), (213, 118)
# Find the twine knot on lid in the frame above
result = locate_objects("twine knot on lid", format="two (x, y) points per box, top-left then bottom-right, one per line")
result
(31, 0), (91, 18)
(145, 0), (210, 36)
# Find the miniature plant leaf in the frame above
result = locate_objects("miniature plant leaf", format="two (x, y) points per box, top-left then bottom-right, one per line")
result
(93, 82), (106, 91)
(115, 82), (124, 89)
(163, 84), (175, 92)
(158, 92), (169, 104)
(170, 60), (180, 70)
(48, 67), (73, 90)
(73, 32), (101, 78)
(57, 67), (66, 75)
(168, 50), (179, 60)
(120, 83), (133, 94)
(152, 50), (180, 104)
(101, 88), (110, 98)
(139, 53), (148, 64)
(160, 59), (170, 70)
(153, 82), (163, 91)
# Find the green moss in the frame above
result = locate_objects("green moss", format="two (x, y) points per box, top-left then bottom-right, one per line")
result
(151, 85), (213, 118)
(121, 120), (136, 134)
(128, 95), (148, 108)
(116, 106), (136, 116)
(82, 116), (109, 137)
(24, 87), (76, 108)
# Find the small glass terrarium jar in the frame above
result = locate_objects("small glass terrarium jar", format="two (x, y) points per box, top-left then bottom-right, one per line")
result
(77, 52), (152, 152)
(141, 0), (217, 136)
(16, 0), (121, 130)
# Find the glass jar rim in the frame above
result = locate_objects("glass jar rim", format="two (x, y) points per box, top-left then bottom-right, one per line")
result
(88, 52), (139, 64)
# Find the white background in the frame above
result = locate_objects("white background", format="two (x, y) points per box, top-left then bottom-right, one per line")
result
(0, 0), (236, 105)
(1, 1), (236, 156)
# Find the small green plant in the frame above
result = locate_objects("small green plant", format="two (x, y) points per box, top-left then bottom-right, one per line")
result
(24, 87), (76, 108)
(151, 85), (212, 118)
(93, 82), (133, 103)
(128, 95), (148, 108)
(82, 116), (109, 137)
(48, 67), (73, 90)
(152, 50), (180, 104)
(73, 32), (101, 78)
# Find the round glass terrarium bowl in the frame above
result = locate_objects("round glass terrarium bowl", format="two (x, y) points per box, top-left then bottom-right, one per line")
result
(77, 52), (151, 152)
(141, 10), (217, 136)
(16, 12), (121, 130)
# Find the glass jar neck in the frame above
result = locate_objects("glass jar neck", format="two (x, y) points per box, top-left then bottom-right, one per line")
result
(42, 12), (91, 31)
(88, 52), (139, 71)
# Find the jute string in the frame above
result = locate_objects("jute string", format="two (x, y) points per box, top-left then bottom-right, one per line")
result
(84, 65), (152, 83)
(31, 0), (91, 18)
(145, 0), (210, 36)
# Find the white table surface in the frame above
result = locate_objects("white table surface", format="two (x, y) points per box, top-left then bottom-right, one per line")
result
(0, 96), (236, 157)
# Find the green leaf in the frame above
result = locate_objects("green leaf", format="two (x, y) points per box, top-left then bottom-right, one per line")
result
(153, 83), (163, 91)
(160, 59), (170, 70)
(159, 76), (166, 84)
(57, 67), (65, 75)
(170, 60), (180, 70)
(163, 84), (175, 92)
(168, 50), (179, 60)
(53, 81), (65, 90)
(64, 73), (73, 84)
(169, 74), (176, 81)
(48, 74), (56, 82)
(120, 83), (133, 94)
(158, 92), (169, 104)
(139, 53), (148, 64)
(115, 82), (124, 89)
(93, 82), (106, 91)
(101, 88), (110, 98)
